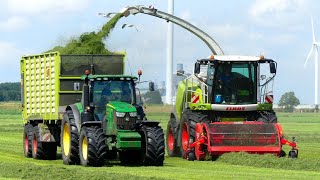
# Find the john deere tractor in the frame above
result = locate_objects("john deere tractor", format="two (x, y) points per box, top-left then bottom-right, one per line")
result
(166, 55), (298, 160)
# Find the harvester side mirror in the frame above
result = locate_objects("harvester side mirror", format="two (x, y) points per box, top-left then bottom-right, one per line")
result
(149, 82), (155, 91)
(270, 62), (276, 74)
(194, 63), (200, 74)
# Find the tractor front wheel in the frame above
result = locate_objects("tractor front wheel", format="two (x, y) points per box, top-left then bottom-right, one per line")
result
(79, 126), (107, 167)
(61, 110), (80, 165)
(23, 124), (33, 158)
(140, 125), (165, 166)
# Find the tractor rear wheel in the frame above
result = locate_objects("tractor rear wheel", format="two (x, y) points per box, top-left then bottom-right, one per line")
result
(140, 125), (165, 166)
(79, 126), (107, 167)
(23, 124), (33, 158)
(166, 117), (180, 157)
(61, 110), (80, 165)
(179, 110), (208, 159)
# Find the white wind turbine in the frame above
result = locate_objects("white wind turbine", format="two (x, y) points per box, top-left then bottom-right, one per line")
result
(305, 16), (320, 105)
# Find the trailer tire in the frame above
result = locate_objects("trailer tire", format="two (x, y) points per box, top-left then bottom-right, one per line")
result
(180, 110), (208, 159)
(166, 117), (180, 157)
(140, 125), (165, 166)
(23, 124), (33, 158)
(257, 111), (277, 123)
(61, 110), (80, 165)
(79, 126), (107, 167)
(31, 126), (45, 159)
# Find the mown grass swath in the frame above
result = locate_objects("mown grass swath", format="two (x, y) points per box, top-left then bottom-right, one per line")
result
(1, 102), (320, 179)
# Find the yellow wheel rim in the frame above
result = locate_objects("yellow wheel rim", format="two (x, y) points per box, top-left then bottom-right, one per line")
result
(63, 123), (70, 156)
(82, 137), (88, 160)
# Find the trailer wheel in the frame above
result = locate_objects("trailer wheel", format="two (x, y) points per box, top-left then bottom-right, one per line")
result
(31, 126), (45, 159)
(180, 110), (208, 159)
(61, 110), (80, 165)
(140, 125), (165, 166)
(79, 126), (107, 167)
(166, 117), (180, 157)
(23, 124), (33, 158)
(31, 126), (57, 160)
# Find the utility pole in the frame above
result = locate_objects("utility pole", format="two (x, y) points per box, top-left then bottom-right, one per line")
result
(166, 0), (174, 104)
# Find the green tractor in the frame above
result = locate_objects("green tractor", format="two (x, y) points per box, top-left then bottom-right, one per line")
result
(61, 72), (165, 166)
(166, 55), (298, 160)
(21, 53), (164, 166)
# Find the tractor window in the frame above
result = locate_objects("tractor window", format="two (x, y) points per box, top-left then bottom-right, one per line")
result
(215, 63), (257, 104)
(93, 80), (135, 120)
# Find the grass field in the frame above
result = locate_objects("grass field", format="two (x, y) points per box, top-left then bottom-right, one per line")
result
(0, 102), (319, 180)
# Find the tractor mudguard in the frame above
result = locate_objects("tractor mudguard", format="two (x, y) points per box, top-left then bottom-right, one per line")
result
(37, 123), (56, 142)
(66, 104), (81, 130)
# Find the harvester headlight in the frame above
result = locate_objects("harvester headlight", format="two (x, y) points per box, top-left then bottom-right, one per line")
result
(116, 112), (126, 117)
(129, 112), (137, 117)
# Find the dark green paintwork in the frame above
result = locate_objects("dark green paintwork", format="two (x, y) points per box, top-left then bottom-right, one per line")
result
(116, 130), (141, 149)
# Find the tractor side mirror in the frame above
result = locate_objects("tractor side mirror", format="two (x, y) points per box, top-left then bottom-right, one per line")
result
(194, 62), (200, 74)
(270, 62), (276, 74)
(149, 82), (155, 91)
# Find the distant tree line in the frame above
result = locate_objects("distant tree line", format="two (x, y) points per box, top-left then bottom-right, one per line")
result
(0, 82), (20, 101)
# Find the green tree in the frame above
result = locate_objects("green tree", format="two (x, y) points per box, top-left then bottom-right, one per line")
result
(143, 90), (163, 104)
(278, 91), (300, 112)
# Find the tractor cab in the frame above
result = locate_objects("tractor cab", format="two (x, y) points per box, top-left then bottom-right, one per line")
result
(193, 55), (277, 106)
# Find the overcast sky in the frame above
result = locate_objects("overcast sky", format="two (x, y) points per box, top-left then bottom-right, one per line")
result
(0, 0), (319, 104)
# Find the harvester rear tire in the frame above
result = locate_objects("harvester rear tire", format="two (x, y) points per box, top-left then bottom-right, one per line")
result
(23, 124), (33, 158)
(257, 111), (277, 123)
(61, 110), (80, 165)
(79, 126), (107, 167)
(166, 117), (180, 157)
(140, 125), (165, 166)
(179, 110), (208, 159)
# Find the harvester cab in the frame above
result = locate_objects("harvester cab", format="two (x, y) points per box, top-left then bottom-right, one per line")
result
(166, 55), (298, 161)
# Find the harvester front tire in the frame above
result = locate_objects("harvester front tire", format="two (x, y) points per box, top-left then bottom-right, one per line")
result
(79, 126), (107, 167)
(61, 110), (80, 165)
(180, 110), (208, 159)
(166, 117), (180, 157)
(140, 125), (165, 166)
(23, 124), (33, 158)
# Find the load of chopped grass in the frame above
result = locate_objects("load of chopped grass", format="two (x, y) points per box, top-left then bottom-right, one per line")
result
(46, 13), (123, 54)
(218, 152), (320, 171)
